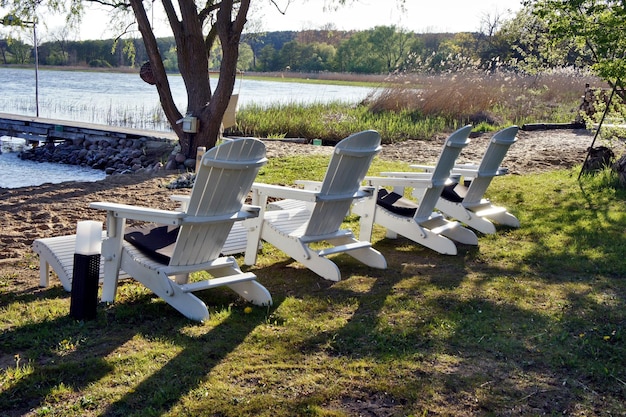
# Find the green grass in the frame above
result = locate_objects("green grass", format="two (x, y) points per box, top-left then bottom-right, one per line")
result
(1, 160), (625, 416)
(236, 102), (450, 143)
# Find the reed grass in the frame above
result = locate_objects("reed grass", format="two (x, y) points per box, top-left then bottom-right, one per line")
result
(236, 102), (449, 142)
(236, 71), (607, 143)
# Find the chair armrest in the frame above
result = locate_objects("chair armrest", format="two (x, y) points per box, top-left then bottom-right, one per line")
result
(355, 186), (375, 198)
(251, 182), (372, 203)
(182, 205), (260, 224)
(449, 166), (508, 178)
(169, 194), (190, 202)
(409, 164), (508, 178)
(90, 201), (186, 225)
(376, 172), (435, 181)
(294, 180), (323, 191)
(251, 182), (318, 202)
(364, 175), (437, 188)
(169, 194), (190, 211)
(410, 163), (479, 172)
(408, 164), (437, 172)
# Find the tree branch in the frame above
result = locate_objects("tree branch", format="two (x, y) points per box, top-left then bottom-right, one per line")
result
(269, 0), (291, 15)
(86, 0), (132, 9)
(161, 0), (182, 38)
(129, 0), (182, 135)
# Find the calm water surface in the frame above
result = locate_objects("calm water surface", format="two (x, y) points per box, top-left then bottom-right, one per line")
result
(0, 68), (373, 188)
(0, 152), (106, 188)
(0, 67), (373, 128)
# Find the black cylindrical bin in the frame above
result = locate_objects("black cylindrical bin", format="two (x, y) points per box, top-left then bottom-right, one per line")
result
(69, 221), (102, 321)
(69, 253), (100, 320)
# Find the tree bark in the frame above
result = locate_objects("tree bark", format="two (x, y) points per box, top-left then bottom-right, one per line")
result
(129, 0), (247, 158)
(130, 0), (186, 149)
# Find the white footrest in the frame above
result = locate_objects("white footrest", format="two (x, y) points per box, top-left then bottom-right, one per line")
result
(474, 206), (508, 217)
(318, 241), (371, 257)
(179, 272), (257, 293)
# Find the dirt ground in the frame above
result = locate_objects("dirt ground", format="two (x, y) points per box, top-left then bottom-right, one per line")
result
(0, 128), (617, 264)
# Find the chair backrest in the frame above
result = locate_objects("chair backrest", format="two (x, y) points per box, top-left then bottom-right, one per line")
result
(305, 130), (382, 236)
(413, 125), (472, 220)
(169, 138), (267, 266)
(463, 126), (518, 204)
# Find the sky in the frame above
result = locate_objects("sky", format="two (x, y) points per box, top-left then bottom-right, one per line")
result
(251, 0), (524, 33)
(2, 0), (525, 41)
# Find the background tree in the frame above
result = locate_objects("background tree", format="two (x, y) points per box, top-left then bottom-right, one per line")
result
(8, 35), (30, 63)
(527, 0), (626, 99)
(334, 27), (417, 74)
(368, 25), (414, 73)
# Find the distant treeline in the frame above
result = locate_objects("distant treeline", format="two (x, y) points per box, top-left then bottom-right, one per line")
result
(0, 20), (594, 75)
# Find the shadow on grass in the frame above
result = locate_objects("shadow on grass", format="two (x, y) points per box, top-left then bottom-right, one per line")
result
(0, 287), (274, 416)
(256, 233), (624, 415)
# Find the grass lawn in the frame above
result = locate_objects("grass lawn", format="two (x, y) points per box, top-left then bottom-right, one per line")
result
(1, 158), (625, 416)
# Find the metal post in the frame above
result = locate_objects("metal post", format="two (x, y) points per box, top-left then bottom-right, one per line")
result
(33, 21), (39, 117)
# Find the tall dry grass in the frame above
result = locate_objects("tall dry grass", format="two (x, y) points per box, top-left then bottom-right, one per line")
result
(237, 70), (610, 142)
(362, 70), (608, 126)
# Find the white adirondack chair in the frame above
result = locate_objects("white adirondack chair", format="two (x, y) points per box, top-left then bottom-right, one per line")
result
(352, 125), (478, 255)
(409, 126), (519, 234)
(90, 138), (272, 322)
(244, 130), (387, 282)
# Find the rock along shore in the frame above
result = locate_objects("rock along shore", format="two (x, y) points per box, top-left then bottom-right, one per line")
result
(18, 136), (181, 175)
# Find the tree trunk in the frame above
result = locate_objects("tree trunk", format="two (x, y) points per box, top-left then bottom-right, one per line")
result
(130, 0), (185, 149)
(129, 0), (248, 159)
(197, 0), (250, 153)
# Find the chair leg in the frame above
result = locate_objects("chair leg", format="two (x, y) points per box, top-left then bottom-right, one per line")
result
(436, 199), (497, 234)
(39, 259), (50, 288)
(328, 235), (387, 270)
(121, 258), (210, 321)
(174, 274), (189, 285)
(209, 259), (272, 306)
(161, 285), (211, 322)
(227, 281), (273, 306)
(463, 216), (497, 235)
(406, 227), (458, 255)
(260, 223), (344, 281)
(244, 197), (267, 266)
(436, 223), (479, 245)
(373, 212), (459, 255)
(101, 238), (124, 303)
(487, 211), (520, 228)
(353, 197), (377, 242)
(298, 253), (343, 281)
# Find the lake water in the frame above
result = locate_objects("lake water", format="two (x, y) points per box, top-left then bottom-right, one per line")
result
(0, 67), (373, 129)
(0, 67), (374, 188)
(0, 146), (106, 188)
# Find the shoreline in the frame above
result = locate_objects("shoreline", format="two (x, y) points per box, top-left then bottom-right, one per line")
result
(0, 65), (395, 87)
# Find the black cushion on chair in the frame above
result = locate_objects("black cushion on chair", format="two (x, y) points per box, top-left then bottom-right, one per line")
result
(124, 224), (180, 264)
(440, 183), (467, 203)
(376, 189), (418, 217)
